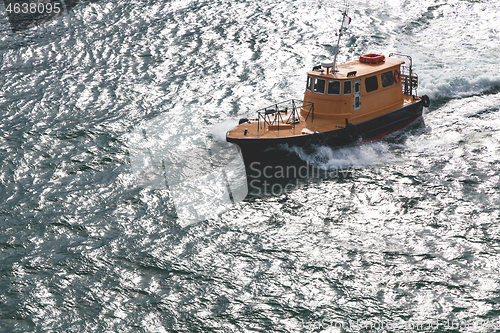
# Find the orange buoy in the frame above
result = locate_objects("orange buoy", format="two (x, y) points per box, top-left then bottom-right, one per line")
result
(394, 70), (401, 82)
(359, 53), (385, 64)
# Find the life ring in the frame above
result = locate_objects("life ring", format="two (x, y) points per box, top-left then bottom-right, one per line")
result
(394, 70), (401, 83)
(359, 53), (385, 64)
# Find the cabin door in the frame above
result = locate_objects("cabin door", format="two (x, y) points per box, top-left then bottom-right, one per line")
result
(353, 79), (361, 111)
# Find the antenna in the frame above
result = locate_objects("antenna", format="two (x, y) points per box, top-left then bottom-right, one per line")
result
(332, 1), (350, 73)
(344, 0), (350, 13)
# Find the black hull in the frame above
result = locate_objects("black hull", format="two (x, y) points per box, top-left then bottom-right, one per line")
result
(227, 100), (423, 166)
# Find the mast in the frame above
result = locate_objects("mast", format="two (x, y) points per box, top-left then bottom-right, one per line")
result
(332, 1), (350, 73)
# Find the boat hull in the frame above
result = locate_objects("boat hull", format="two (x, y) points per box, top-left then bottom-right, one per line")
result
(227, 100), (424, 166)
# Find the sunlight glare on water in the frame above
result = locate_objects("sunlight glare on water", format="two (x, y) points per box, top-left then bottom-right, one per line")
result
(0, 0), (499, 332)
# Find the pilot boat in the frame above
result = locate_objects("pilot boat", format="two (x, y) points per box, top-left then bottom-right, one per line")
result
(226, 8), (430, 166)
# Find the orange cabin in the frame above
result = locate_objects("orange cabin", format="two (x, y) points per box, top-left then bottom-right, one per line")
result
(301, 56), (406, 124)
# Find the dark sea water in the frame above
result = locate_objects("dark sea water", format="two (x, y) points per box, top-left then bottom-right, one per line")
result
(1, 0), (500, 332)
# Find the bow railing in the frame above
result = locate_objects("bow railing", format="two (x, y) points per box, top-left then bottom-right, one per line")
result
(256, 100), (314, 132)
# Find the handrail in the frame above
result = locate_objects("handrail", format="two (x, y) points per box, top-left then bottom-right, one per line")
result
(256, 99), (314, 132)
(389, 53), (418, 96)
(389, 53), (412, 69)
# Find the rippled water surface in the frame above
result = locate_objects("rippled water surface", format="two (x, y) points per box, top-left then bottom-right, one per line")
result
(1, 0), (500, 332)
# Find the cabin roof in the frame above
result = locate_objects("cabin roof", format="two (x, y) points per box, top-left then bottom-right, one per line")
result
(307, 57), (404, 80)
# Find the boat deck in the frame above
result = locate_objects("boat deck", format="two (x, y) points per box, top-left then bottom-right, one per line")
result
(227, 95), (419, 140)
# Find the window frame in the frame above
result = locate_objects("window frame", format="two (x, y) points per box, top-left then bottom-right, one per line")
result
(381, 71), (394, 88)
(354, 96), (361, 109)
(343, 80), (352, 95)
(327, 80), (341, 95)
(306, 76), (313, 91)
(365, 75), (379, 93)
(313, 78), (326, 94)
(354, 81), (361, 94)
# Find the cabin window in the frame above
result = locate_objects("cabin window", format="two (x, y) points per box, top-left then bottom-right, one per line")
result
(327, 80), (341, 95)
(381, 71), (394, 87)
(343, 81), (352, 95)
(355, 96), (361, 109)
(306, 76), (312, 91)
(354, 81), (361, 93)
(313, 78), (326, 94)
(365, 76), (378, 93)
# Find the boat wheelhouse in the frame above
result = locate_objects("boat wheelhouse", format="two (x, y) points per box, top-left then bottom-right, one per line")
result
(303, 53), (424, 126)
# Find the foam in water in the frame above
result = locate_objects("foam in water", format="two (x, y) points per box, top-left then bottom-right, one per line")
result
(287, 141), (399, 170)
(420, 73), (500, 102)
(209, 119), (239, 142)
